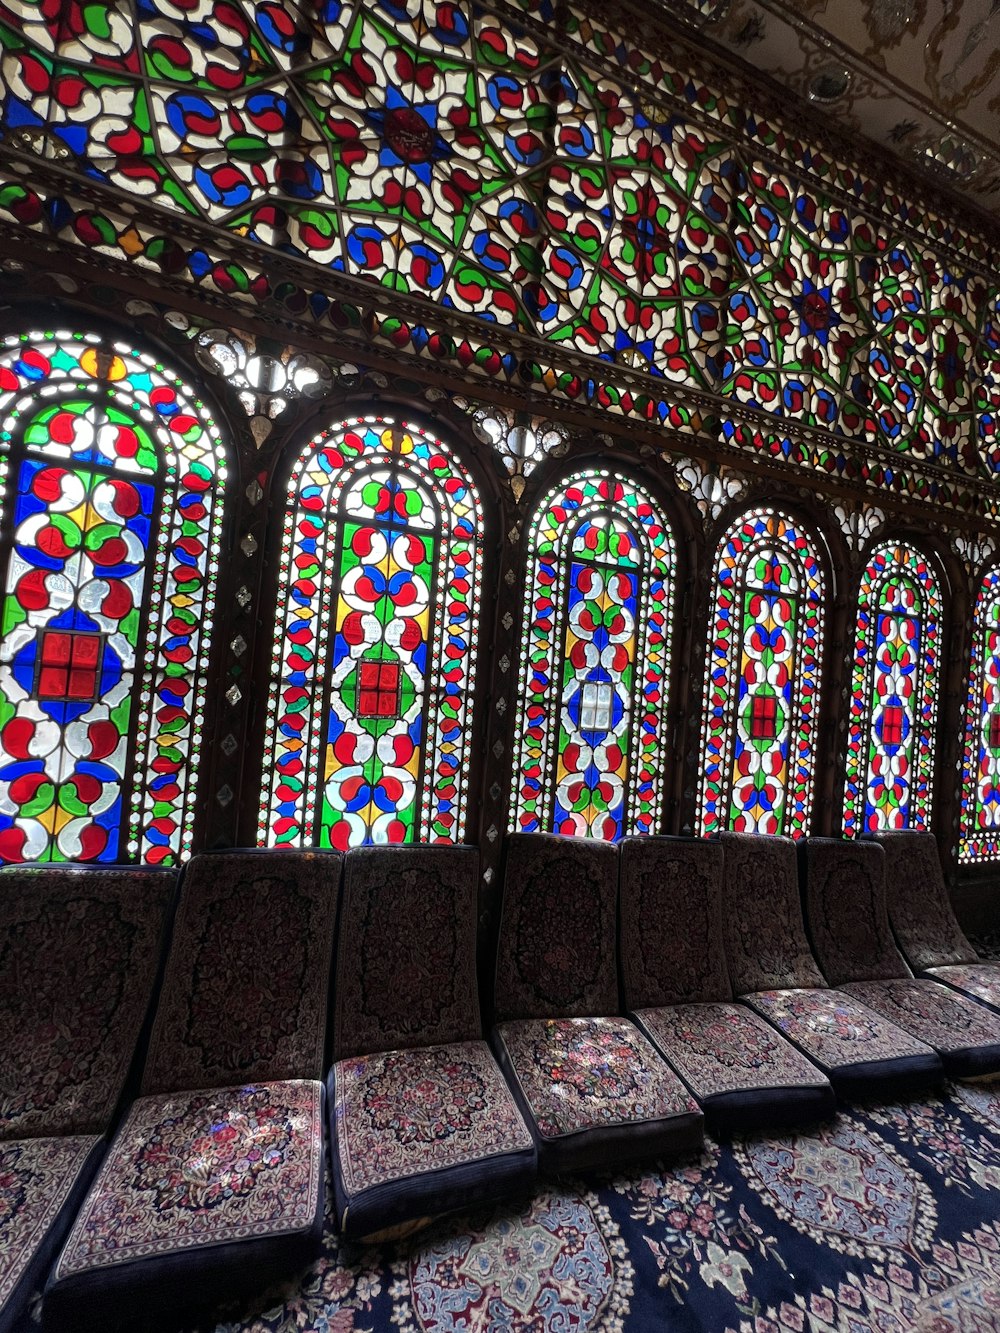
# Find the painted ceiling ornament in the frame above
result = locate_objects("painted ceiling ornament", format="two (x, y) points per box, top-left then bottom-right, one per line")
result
(832, 502), (885, 552)
(864, 0), (928, 51)
(672, 455), (748, 524)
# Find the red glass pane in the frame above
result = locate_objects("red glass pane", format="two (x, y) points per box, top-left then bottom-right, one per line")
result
(36, 630), (103, 701)
(749, 694), (777, 739)
(989, 712), (1000, 750)
(357, 660), (401, 718)
(878, 704), (904, 746)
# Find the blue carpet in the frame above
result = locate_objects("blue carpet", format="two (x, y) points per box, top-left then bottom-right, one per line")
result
(176, 1080), (1000, 1333)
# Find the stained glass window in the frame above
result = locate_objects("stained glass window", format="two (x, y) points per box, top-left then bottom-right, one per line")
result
(511, 469), (675, 841)
(843, 541), (942, 836)
(697, 509), (826, 838)
(0, 329), (226, 864)
(259, 414), (483, 850)
(959, 566), (1000, 862)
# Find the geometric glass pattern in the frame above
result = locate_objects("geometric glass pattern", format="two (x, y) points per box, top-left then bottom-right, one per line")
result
(512, 469), (675, 841)
(258, 415), (483, 850)
(697, 509), (826, 838)
(0, 330), (226, 864)
(959, 565), (1000, 863)
(843, 541), (942, 837)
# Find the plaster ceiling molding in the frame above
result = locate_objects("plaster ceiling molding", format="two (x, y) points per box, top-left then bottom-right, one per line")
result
(679, 0), (1000, 216)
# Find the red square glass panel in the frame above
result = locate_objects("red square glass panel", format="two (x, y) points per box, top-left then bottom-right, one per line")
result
(749, 694), (777, 740)
(878, 704), (905, 746)
(357, 660), (401, 718)
(36, 631), (103, 701)
(989, 712), (1000, 751)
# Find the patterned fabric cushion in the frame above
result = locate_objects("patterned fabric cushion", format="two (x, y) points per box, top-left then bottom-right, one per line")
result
(926, 962), (1000, 1010)
(330, 1041), (536, 1240)
(619, 838), (730, 1007)
(719, 833), (825, 994)
(494, 833), (619, 1021)
(842, 979), (1000, 1077)
(141, 851), (341, 1094)
(493, 1016), (703, 1173)
(0, 866), (173, 1139)
(800, 839), (909, 986)
(634, 1002), (833, 1128)
(745, 989), (942, 1093)
(0, 1136), (101, 1333)
(333, 845), (481, 1060)
(45, 1082), (324, 1329)
(871, 831), (978, 971)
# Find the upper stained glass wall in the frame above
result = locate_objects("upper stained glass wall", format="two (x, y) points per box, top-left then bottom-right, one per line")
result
(697, 508), (825, 839)
(843, 541), (942, 837)
(0, 1), (997, 480)
(259, 414), (484, 849)
(0, 328), (226, 864)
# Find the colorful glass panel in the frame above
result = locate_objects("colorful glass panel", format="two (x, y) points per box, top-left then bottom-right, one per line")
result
(512, 469), (675, 841)
(0, 330), (226, 864)
(959, 566), (1000, 862)
(260, 415), (483, 850)
(697, 509), (826, 838)
(843, 542), (942, 836)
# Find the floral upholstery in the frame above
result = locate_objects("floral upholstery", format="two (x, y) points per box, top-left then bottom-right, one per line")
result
(44, 1082), (324, 1329)
(494, 833), (619, 1021)
(842, 979), (1000, 1077)
(745, 989), (942, 1093)
(634, 1004), (834, 1130)
(332, 845), (481, 1060)
(141, 850), (341, 1095)
(0, 866), (174, 1139)
(329, 1041), (535, 1240)
(0, 1136), (101, 1333)
(619, 837), (730, 1007)
(800, 839), (909, 986)
(719, 833), (825, 994)
(926, 962), (1000, 1010)
(493, 1016), (703, 1172)
(870, 831), (978, 971)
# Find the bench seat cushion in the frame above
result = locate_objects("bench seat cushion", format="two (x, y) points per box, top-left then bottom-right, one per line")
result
(841, 979), (1000, 1078)
(44, 1081), (324, 1332)
(493, 1016), (703, 1174)
(632, 1003), (835, 1132)
(0, 1136), (102, 1333)
(330, 1040), (535, 1241)
(744, 988), (942, 1095)
(925, 962), (1000, 1010)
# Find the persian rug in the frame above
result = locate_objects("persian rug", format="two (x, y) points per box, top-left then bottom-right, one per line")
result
(14, 1083), (1000, 1330)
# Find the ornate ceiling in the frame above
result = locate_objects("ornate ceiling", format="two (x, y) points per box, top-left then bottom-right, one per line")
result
(677, 0), (1000, 220)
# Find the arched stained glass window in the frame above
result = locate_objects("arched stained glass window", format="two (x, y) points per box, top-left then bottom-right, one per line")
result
(0, 329), (226, 864)
(259, 415), (484, 850)
(843, 541), (942, 836)
(959, 566), (1000, 863)
(697, 509), (826, 838)
(511, 469), (675, 841)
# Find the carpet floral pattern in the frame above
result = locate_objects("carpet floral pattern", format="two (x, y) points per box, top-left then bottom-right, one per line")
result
(61, 1082), (988, 1333)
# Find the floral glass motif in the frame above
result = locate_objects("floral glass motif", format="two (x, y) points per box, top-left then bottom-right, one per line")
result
(512, 469), (675, 841)
(697, 509), (826, 839)
(843, 542), (942, 837)
(260, 415), (483, 850)
(959, 566), (1000, 863)
(0, 330), (226, 864)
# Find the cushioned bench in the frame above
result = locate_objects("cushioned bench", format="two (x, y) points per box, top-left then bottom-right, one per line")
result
(620, 836), (835, 1132)
(871, 830), (1000, 1011)
(0, 864), (175, 1333)
(719, 832), (943, 1097)
(491, 833), (703, 1174)
(328, 844), (535, 1241)
(44, 849), (341, 1332)
(801, 838), (1000, 1077)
